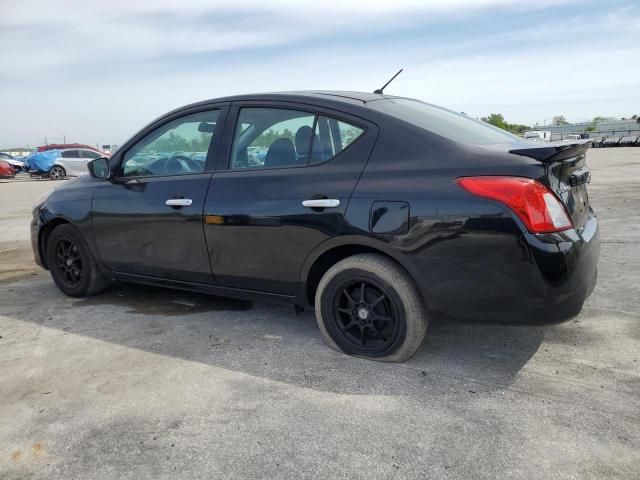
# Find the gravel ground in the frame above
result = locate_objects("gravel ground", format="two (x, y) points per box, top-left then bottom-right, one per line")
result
(0, 148), (639, 479)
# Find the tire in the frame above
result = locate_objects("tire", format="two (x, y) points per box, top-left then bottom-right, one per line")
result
(49, 165), (66, 180)
(315, 253), (427, 362)
(46, 224), (111, 297)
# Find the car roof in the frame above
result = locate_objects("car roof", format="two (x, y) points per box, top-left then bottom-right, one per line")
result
(156, 91), (415, 128)
(205, 90), (397, 104)
(38, 143), (104, 152)
(173, 91), (413, 115)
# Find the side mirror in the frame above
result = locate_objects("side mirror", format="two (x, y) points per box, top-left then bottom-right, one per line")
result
(87, 157), (110, 179)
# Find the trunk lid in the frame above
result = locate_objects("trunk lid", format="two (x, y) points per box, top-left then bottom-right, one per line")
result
(509, 140), (592, 230)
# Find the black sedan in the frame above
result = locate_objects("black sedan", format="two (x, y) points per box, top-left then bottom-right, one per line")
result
(31, 91), (599, 362)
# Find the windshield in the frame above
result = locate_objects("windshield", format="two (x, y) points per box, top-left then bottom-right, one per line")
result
(370, 98), (521, 145)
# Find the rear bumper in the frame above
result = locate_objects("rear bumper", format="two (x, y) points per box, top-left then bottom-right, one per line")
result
(522, 212), (599, 323)
(418, 213), (600, 324)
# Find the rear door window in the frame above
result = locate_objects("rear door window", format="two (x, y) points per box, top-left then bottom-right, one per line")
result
(230, 108), (314, 169)
(61, 150), (81, 158)
(230, 108), (365, 169)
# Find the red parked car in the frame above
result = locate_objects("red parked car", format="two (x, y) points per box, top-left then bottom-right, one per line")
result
(37, 144), (110, 157)
(0, 160), (16, 178)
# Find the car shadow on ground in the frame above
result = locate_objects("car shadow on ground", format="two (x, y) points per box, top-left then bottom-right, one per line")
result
(7, 278), (546, 396)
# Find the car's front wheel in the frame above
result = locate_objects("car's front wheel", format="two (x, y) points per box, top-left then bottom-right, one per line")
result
(315, 253), (427, 362)
(46, 224), (111, 297)
(49, 166), (66, 180)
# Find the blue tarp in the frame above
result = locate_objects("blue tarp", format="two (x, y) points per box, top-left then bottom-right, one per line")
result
(25, 150), (61, 172)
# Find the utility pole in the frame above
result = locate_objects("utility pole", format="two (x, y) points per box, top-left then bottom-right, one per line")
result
(62, 134), (66, 144)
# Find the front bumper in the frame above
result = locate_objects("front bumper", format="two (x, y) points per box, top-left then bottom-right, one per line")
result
(31, 207), (46, 269)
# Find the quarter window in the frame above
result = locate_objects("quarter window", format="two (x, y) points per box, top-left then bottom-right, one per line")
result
(61, 150), (81, 158)
(121, 110), (220, 177)
(81, 150), (101, 159)
(310, 116), (364, 163)
(229, 108), (365, 170)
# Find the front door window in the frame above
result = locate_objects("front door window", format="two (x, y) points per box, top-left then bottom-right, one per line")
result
(121, 110), (220, 177)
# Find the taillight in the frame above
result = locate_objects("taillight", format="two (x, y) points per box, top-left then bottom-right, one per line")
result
(456, 176), (573, 234)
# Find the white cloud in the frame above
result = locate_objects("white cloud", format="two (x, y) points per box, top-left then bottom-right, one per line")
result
(0, 0), (575, 25)
(0, 0), (638, 147)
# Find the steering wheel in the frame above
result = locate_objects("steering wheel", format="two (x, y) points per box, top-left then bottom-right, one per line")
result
(124, 165), (154, 177)
(163, 155), (201, 174)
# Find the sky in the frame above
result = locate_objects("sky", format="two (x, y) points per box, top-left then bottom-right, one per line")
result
(0, 0), (638, 148)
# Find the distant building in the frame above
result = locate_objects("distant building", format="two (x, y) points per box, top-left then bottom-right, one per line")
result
(538, 119), (640, 139)
(0, 147), (32, 157)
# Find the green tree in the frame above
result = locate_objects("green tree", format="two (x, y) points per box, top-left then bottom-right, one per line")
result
(552, 115), (569, 126)
(150, 132), (190, 153)
(481, 113), (530, 134)
(481, 113), (508, 130)
(507, 123), (531, 135)
(251, 128), (295, 148)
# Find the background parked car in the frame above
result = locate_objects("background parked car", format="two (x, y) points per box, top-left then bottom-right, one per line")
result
(0, 152), (25, 172)
(0, 160), (17, 178)
(590, 136), (604, 148)
(25, 148), (105, 179)
(619, 135), (638, 147)
(602, 136), (621, 147)
(37, 143), (110, 157)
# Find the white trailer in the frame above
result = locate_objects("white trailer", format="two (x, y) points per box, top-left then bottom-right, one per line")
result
(523, 130), (552, 142)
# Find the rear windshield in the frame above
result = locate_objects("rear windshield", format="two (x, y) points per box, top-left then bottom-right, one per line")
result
(370, 98), (521, 145)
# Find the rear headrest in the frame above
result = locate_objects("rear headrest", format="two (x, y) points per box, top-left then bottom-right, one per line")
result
(264, 138), (296, 167)
(295, 126), (313, 155)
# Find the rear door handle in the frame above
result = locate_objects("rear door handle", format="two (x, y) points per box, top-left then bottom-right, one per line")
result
(165, 198), (193, 207)
(302, 199), (340, 208)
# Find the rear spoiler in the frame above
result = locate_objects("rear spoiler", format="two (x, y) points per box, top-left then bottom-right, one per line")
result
(509, 140), (591, 163)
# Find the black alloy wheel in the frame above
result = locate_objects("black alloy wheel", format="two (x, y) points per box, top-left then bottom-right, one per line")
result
(315, 254), (427, 362)
(330, 278), (401, 354)
(53, 238), (83, 288)
(46, 224), (111, 297)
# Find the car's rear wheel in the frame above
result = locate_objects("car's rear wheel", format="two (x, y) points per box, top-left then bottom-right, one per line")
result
(315, 253), (427, 362)
(49, 166), (66, 180)
(46, 224), (110, 297)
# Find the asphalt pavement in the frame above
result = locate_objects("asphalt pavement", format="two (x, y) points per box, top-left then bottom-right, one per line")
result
(0, 149), (639, 479)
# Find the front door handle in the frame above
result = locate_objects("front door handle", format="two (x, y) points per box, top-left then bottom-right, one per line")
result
(165, 198), (193, 207)
(302, 199), (340, 208)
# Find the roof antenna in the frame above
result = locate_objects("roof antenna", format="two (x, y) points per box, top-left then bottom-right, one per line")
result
(373, 68), (403, 94)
